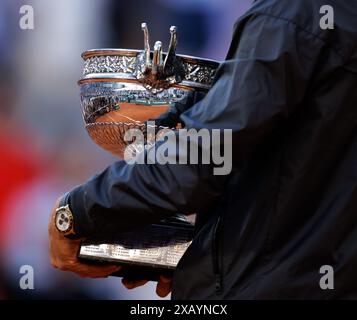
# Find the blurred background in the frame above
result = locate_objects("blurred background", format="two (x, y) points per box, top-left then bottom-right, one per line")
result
(0, 0), (252, 299)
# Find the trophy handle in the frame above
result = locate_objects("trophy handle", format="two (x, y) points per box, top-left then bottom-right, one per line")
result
(141, 22), (151, 68)
(152, 41), (163, 76)
(163, 26), (177, 72)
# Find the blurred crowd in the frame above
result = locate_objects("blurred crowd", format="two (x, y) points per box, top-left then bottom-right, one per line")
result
(0, 0), (251, 299)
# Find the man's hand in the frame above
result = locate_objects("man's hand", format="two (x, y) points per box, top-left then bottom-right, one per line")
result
(122, 275), (173, 298)
(49, 198), (121, 278)
(49, 198), (172, 297)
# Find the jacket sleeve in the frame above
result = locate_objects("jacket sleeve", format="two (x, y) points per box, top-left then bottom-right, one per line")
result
(69, 13), (326, 237)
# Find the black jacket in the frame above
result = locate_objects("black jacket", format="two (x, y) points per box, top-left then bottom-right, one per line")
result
(70, 0), (357, 299)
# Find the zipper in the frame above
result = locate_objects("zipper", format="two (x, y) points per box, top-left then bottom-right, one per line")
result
(212, 215), (223, 295)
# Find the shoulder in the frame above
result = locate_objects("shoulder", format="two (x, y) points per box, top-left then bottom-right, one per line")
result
(235, 0), (357, 60)
(243, 0), (331, 34)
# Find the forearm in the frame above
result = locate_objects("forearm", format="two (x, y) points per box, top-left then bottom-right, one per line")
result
(69, 152), (227, 238)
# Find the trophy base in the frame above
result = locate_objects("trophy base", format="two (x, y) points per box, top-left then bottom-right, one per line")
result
(78, 216), (194, 281)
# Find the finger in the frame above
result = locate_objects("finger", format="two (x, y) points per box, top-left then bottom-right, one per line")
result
(156, 278), (172, 297)
(156, 284), (172, 297)
(122, 278), (149, 289)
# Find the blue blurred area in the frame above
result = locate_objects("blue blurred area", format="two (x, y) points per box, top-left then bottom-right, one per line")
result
(0, 0), (252, 300)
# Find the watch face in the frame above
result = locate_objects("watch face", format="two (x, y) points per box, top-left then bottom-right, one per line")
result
(55, 209), (71, 232)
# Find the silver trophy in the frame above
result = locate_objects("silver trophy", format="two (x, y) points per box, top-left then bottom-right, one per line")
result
(77, 23), (219, 279)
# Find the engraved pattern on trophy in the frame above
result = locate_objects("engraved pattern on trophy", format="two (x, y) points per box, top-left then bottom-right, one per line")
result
(83, 55), (137, 75)
(82, 55), (217, 88)
(184, 62), (217, 86)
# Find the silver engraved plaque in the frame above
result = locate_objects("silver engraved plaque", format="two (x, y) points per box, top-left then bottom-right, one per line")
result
(79, 222), (193, 269)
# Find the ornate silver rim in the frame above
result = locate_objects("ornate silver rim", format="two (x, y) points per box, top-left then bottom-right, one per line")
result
(80, 52), (219, 90)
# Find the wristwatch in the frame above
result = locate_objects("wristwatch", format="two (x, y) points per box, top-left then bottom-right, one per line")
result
(54, 193), (77, 238)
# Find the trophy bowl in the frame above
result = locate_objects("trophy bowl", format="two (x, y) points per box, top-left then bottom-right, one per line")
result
(78, 23), (219, 158)
(77, 23), (220, 277)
